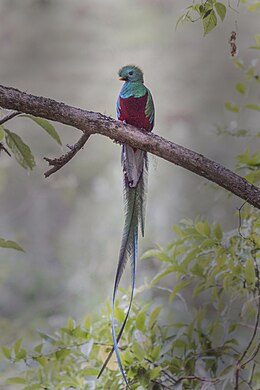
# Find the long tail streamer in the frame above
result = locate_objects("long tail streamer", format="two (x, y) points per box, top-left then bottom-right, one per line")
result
(98, 146), (147, 388)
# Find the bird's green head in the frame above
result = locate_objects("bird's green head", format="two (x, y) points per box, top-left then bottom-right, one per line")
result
(118, 65), (144, 83)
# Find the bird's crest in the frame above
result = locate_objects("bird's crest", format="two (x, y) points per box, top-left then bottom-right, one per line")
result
(118, 65), (144, 83)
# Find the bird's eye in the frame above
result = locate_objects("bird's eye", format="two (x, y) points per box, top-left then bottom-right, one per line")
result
(129, 71), (133, 76)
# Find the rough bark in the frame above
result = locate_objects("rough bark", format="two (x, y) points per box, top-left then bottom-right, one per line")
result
(0, 84), (259, 209)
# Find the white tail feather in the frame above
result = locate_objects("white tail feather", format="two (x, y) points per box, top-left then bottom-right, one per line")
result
(122, 144), (145, 188)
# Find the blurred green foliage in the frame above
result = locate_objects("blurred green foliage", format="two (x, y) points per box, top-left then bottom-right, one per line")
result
(1, 204), (260, 389)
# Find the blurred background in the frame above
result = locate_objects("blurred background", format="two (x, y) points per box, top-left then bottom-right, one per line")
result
(0, 0), (259, 346)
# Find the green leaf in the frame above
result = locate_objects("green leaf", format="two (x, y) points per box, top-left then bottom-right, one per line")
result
(235, 82), (246, 94)
(55, 348), (70, 360)
(237, 148), (260, 166)
(16, 348), (26, 360)
(0, 125), (5, 140)
(132, 340), (145, 361)
(2, 346), (11, 359)
(245, 169), (260, 184)
(255, 34), (260, 45)
(245, 66), (255, 79)
(225, 101), (240, 112)
(22, 115), (62, 145)
(84, 314), (91, 331)
(244, 103), (260, 111)
(150, 265), (178, 286)
(136, 310), (146, 331)
(14, 338), (23, 355)
(67, 317), (75, 331)
(245, 258), (256, 285)
(4, 129), (35, 170)
(203, 10), (217, 36)
(80, 367), (100, 376)
(114, 306), (125, 323)
(215, 2), (226, 21)
(150, 366), (161, 379)
(175, 13), (188, 29)
(141, 249), (173, 263)
(193, 281), (206, 297)
(229, 321), (238, 333)
(38, 331), (57, 344)
(169, 280), (190, 302)
(0, 237), (24, 252)
(149, 305), (162, 328)
(173, 338), (187, 349)
(241, 300), (256, 318)
(36, 356), (48, 367)
(195, 221), (210, 236)
(233, 59), (244, 69)
(214, 223), (222, 240)
(6, 377), (27, 384)
(150, 345), (161, 361)
(34, 343), (43, 353)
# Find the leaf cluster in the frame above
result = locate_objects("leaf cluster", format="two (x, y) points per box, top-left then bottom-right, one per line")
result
(176, 0), (227, 35)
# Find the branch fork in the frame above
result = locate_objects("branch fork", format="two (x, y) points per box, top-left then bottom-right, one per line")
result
(43, 131), (91, 177)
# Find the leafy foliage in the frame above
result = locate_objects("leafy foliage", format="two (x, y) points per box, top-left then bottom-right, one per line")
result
(1, 206), (260, 389)
(176, 0), (227, 35)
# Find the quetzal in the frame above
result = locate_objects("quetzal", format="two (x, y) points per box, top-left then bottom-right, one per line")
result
(98, 65), (154, 387)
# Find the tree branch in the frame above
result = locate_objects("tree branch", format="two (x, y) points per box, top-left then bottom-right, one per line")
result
(0, 84), (259, 209)
(43, 132), (91, 177)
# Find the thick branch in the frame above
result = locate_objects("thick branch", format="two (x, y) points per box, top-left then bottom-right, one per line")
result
(0, 84), (259, 209)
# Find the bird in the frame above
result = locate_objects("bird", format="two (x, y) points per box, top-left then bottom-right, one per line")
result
(98, 65), (154, 387)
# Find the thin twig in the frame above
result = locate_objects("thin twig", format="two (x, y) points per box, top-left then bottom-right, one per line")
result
(151, 380), (173, 389)
(237, 200), (248, 239)
(0, 110), (21, 157)
(0, 143), (11, 157)
(44, 131), (91, 177)
(176, 374), (221, 384)
(0, 110), (21, 125)
(238, 266), (260, 367)
(235, 233), (260, 389)
(249, 362), (256, 386)
(144, 358), (177, 384)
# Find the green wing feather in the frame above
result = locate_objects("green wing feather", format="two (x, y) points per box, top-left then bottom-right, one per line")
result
(145, 88), (155, 129)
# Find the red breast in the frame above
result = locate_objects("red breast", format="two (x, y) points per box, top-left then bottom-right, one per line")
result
(118, 92), (152, 131)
